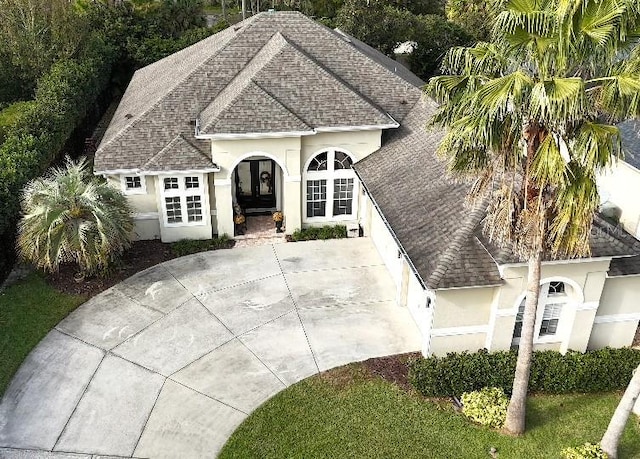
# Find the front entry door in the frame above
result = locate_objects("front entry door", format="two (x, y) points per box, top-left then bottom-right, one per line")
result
(235, 159), (276, 211)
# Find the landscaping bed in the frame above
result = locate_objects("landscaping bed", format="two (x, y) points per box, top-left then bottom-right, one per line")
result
(219, 356), (640, 459)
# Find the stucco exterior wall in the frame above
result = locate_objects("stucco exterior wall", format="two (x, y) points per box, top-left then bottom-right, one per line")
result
(430, 333), (487, 356)
(598, 160), (640, 237)
(587, 275), (640, 349)
(589, 321), (639, 350)
(432, 287), (496, 329)
(365, 194), (431, 351)
(300, 130), (382, 166)
(107, 175), (161, 240)
(486, 260), (611, 353)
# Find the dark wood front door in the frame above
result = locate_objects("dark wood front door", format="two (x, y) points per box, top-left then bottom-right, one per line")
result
(235, 159), (276, 211)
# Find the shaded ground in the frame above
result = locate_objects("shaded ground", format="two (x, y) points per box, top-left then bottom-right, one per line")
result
(46, 240), (176, 297)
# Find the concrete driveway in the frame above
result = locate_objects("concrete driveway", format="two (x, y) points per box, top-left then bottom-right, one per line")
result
(0, 238), (421, 458)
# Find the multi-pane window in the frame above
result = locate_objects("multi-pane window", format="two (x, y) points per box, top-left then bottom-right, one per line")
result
(308, 152), (328, 171)
(164, 177), (179, 190)
(125, 176), (142, 189)
(539, 304), (562, 336)
(513, 300), (525, 338)
(333, 178), (354, 215)
(185, 176), (199, 189)
(305, 149), (357, 220)
(548, 281), (565, 295)
(186, 195), (203, 222)
(161, 175), (206, 226)
(165, 197), (182, 223)
(306, 180), (327, 217)
(512, 281), (573, 346)
(334, 151), (353, 170)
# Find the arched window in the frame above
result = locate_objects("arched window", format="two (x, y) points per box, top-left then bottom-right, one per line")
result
(304, 149), (358, 220)
(512, 281), (573, 346)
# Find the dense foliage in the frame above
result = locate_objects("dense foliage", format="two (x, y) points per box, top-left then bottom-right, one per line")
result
(335, 0), (472, 79)
(290, 225), (347, 241)
(17, 157), (134, 276)
(408, 348), (640, 397)
(0, 0), (224, 282)
(561, 443), (609, 459)
(460, 387), (508, 428)
(171, 235), (234, 256)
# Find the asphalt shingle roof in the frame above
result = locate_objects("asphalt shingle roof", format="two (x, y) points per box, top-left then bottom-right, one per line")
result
(619, 120), (640, 170)
(355, 99), (640, 289)
(141, 135), (217, 172)
(94, 12), (419, 173)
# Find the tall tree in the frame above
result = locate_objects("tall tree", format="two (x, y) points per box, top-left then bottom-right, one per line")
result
(0, 0), (89, 92)
(601, 364), (640, 458)
(335, 0), (417, 55)
(426, 0), (640, 435)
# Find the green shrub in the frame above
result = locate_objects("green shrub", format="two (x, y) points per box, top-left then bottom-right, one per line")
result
(561, 442), (608, 459)
(0, 101), (35, 142)
(460, 387), (508, 428)
(290, 225), (347, 241)
(171, 235), (234, 257)
(408, 348), (640, 397)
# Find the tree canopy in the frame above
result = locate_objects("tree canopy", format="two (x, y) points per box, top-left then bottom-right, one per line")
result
(426, 0), (640, 435)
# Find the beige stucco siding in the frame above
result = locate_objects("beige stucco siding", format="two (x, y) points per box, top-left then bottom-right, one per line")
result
(589, 321), (639, 350)
(429, 333), (486, 356)
(107, 175), (161, 240)
(300, 130), (382, 167)
(432, 287), (496, 329)
(598, 160), (640, 237)
(597, 275), (640, 316)
(107, 175), (158, 214)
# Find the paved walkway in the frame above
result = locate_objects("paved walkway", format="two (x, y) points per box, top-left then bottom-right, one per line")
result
(0, 238), (421, 458)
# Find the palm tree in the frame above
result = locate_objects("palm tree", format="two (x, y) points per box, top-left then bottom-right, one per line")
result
(426, 0), (640, 435)
(17, 156), (134, 277)
(601, 364), (640, 458)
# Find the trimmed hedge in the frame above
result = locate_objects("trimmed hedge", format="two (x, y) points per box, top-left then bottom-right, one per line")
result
(0, 34), (117, 281)
(171, 235), (234, 257)
(289, 225), (348, 241)
(408, 348), (640, 397)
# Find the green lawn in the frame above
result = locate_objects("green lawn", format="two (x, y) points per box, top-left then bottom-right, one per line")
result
(0, 273), (86, 396)
(220, 365), (640, 459)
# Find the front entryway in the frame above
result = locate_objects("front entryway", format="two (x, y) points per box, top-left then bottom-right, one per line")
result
(235, 159), (276, 213)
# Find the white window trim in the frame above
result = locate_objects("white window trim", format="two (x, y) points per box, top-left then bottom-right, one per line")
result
(512, 282), (575, 346)
(121, 175), (147, 195)
(303, 149), (359, 223)
(158, 173), (209, 228)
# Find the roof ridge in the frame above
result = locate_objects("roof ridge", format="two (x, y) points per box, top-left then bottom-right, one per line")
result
(427, 197), (490, 288)
(97, 18), (260, 154)
(281, 35), (394, 125)
(329, 27), (423, 92)
(141, 134), (208, 171)
(251, 81), (313, 130)
(199, 31), (290, 132)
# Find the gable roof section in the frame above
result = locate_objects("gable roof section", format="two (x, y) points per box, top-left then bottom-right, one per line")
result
(141, 135), (217, 172)
(354, 98), (503, 290)
(94, 11), (420, 173)
(619, 120), (640, 170)
(355, 99), (640, 290)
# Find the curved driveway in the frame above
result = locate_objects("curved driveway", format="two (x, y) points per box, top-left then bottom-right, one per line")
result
(0, 238), (421, 458)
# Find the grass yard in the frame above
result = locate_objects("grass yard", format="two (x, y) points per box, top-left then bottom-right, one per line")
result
(220, 365), (640, 459)
(0, 273), (85, 397)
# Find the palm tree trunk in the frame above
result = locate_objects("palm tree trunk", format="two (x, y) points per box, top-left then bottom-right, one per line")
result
(601, 364), (640, 458)
(504, 249), (542, 435)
